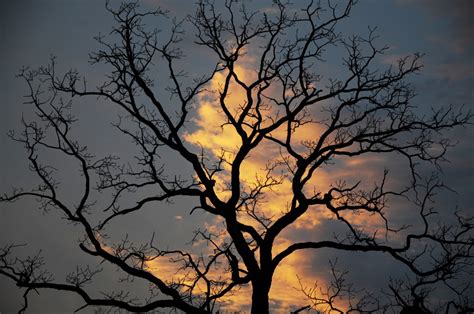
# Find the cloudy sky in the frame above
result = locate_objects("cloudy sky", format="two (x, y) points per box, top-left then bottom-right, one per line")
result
(0, 0), (473, 313)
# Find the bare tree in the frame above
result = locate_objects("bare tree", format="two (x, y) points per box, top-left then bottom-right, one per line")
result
(1, 0), (473, 313)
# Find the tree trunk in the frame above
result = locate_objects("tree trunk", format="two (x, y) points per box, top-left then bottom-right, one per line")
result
(250, 280), (271, 313)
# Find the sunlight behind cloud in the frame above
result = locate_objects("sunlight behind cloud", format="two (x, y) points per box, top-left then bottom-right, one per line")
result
(184, 61), (331, 228)
(181, 50), (407, 311)
(182, 60), (338, 309)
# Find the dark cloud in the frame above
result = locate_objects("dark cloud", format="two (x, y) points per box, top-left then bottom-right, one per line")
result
(397, 0), (474, 54)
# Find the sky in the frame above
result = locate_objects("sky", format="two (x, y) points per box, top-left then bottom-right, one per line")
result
(0, 0), (473, 313)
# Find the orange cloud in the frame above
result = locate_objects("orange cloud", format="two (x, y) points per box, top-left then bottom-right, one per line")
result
(181, 60), (338, 310)
(184, 61), (330, 228)
(181, 54), (391, 311)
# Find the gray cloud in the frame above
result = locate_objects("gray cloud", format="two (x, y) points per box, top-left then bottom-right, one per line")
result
(396, 0), (474, 54)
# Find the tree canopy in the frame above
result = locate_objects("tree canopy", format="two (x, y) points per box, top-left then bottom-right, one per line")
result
(1, 0), (473, 313)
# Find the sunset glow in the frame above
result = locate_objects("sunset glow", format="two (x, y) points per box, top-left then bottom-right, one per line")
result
(1, 0), (472, 313)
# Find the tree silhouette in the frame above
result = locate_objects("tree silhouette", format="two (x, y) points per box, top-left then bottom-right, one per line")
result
(1, 0), (473, 313)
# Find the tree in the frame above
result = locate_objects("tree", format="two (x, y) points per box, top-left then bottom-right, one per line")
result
(1, 0), (473, 312)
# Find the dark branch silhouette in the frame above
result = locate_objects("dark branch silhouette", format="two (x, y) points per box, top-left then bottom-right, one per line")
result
(1, 0), (472, 313)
